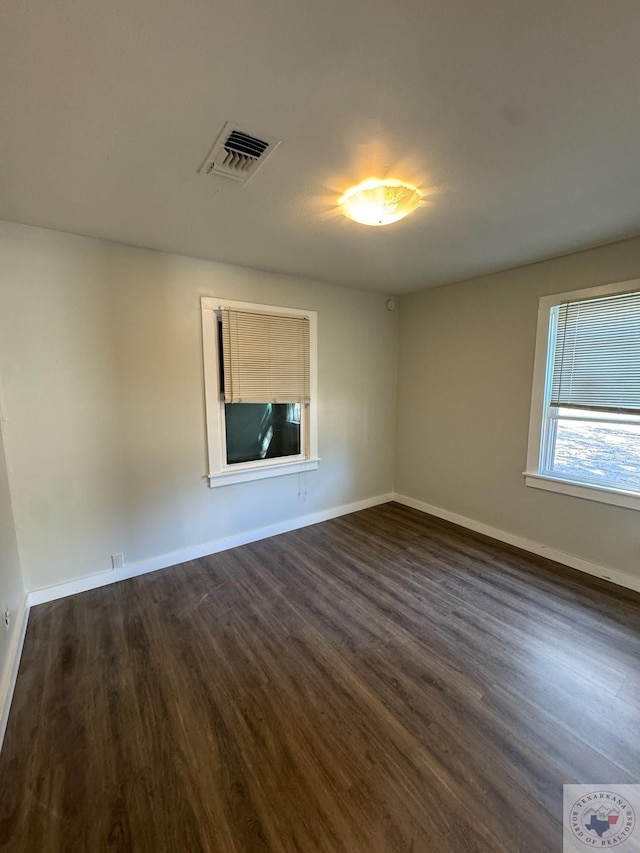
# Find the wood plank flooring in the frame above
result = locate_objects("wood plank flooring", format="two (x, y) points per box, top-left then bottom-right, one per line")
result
(1, 502), (639, 852)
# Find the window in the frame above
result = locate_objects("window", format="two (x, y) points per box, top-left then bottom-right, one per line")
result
(201, 297), (318, 487)
(525, 280), (640, 510)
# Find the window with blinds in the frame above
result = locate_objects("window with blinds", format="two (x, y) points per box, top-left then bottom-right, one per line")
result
(550, 291), (640, 416)
(201, 296), (318, 488)
(220, 308), (310, 404)
(525, 282), (640, 509)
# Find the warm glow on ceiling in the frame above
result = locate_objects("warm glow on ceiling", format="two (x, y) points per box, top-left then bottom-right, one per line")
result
(339, 179), (422, 226)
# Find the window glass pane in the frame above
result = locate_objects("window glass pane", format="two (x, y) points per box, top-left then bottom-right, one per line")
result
(225, 403), (301, 464)
(550, 410), (640, 491)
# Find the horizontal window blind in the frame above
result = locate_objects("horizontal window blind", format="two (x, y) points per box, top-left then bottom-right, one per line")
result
(221, 308), (310, 404)
(550, 289), (640, 414)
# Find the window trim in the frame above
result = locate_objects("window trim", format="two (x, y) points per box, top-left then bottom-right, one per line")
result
(524, 278), (640, 511)
(201, 296), (319, 488)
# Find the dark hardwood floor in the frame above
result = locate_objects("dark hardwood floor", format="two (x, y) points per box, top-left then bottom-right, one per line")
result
(1, 502), (639, 852)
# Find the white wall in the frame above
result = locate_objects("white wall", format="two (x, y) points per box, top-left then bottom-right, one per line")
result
(4, 217), (639, 598)
(396, 235), (640, 585)
(0, 406), (27, 737)
(0, 221), (397, 593)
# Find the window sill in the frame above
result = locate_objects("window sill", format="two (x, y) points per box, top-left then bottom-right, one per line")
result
(208, 457), (320, 488)
(524, 472), (640, 511)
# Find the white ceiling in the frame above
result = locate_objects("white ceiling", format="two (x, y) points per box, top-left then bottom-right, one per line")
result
(2, 1), (640, 294)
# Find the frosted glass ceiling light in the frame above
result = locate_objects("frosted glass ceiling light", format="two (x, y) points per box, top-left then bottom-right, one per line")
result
(339, 179), (422, 226)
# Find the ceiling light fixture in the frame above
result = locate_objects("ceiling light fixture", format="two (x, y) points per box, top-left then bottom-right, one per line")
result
(339, 179), (422, 226)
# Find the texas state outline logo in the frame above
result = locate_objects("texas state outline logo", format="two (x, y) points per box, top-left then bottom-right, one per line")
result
(564, 786), (640, 851)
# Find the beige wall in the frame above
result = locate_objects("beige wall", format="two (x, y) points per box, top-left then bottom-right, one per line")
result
(0, 222), (397, 592)
(396, 236), (640, 582)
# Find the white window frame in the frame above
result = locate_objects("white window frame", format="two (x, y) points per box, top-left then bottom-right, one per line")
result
(524, 278), (640, 511)
(201, 296), (319, 488)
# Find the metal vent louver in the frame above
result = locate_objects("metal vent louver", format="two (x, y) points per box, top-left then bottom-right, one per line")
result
(198, 122), (281, 185)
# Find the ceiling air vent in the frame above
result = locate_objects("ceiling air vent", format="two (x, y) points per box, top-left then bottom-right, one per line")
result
(198, 122), (281, 185)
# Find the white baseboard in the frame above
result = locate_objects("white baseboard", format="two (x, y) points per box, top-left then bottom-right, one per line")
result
(0, 594), (29, 752)
(28, 492), (394, 606)
(393, 493), (640, 595)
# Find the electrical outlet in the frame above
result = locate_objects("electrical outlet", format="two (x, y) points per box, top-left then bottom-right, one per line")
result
(4, 608), (9, 629)
(111, 553), (125, 570)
